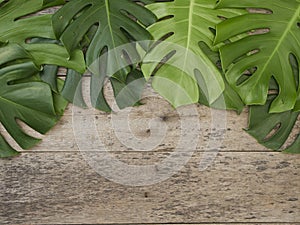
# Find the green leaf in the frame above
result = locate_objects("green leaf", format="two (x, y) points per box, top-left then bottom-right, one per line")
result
(53, 78), (69, 117)
(0, 0), (62, 44)
(0, 0), (64, 43)
(197, 42), (244, 113)
(25, 43), (85, 73)
(247, 95), (300, 151)
(215, 0), (300, 113)
(52, 0), (156, 110)
(284, 135), (300, 154)
(0, 43), (62, 157)
(29, 37), (86, 100)
(0, 0), (58, 42)
(112, 69), (146, 110)
(90, 69), (146, 112)
(40, 65), (59, 93)
(0, 0), (85, 73)
(61, 69), (87, 108)
(142, 0), (244, 108)
(52, 0), (156, 66)
(0, 135), (19, 158)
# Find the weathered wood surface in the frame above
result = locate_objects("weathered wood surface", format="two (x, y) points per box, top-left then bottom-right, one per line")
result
(1, 77), (300, 224)
(1, 105), (270, 152)
(2, 77), (297, 153)
(0, 152), (299, 224)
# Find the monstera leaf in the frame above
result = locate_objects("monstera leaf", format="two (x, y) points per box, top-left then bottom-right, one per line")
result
(247, 55), (300, 153)
(285, 134), (300, 154)
(247, 95), (299, 153)
(52, 0), (156, 66)
(0, 0), (63, 43)
(52, 0), (156, 109)
(0, 43), (66, 157)
(90, 69), (146, 112)
(197, 42), (244, 113)
(141, 0), (245, 108)
(0, 0), (85, 73)
(215, 0), (300, 113)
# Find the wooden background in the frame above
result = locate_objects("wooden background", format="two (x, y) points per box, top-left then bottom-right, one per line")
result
(0, 78), (299, 225)
(0, 7), (300, 225)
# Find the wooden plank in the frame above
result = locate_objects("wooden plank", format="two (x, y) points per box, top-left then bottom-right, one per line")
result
(1, 76), (299, 152)
(0, 152), (299, 224)
(0, 95), (269, 152)
(6, 104), (299, 152)
(1, 77), (298, 152)
(1, 107), (268, 152)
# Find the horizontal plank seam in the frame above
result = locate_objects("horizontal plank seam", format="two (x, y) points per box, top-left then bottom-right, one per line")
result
(17, 150), (279, 153)
(38, 222), (300, 225)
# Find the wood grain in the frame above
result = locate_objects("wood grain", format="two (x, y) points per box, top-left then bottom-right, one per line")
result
(1, 106), (270, 152)
(0, 152), (299, 224)
(3, 77), (297, 153)
(0, 72), (299, 225)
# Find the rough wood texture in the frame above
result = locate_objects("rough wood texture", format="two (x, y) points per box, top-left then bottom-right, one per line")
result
(1, 106), (269, 152)
(2, 99), (298, 153)
(3, 77), (297, 153)
(0, 152), (299, 224)
(1, 80), (300, 224)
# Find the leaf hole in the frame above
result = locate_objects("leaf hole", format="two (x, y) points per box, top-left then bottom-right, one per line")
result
(217, 15), (227, 21)
(263, 123), (281, 141)
(194, 68), (209, 101)
(157, 15), (174, 22)
(289, 53), (299, 88)
(209, 27), (216, 35)
(268, 89), (279, 95)
(13, 4), (68, 22)
(198, 41), (222, 70)
(159, 32), (174, 42)
(247, 8), (273, 14)
(248, 28), (270, 35)
(0, 123), (22, 151)
(0, 0), (9, 8)
(16, 119), (44, 139)
(89, 46), (108, 75)
(0, 59), (32, 70)
(281, 114), (300, 150)
(147, 32), (174, 52)
(80, 24), (98, 51)
(73, 4), (92, 20)
(268, 76), (279, 94)
(151, 50), (176, 76)
(236, 75), (250, 86)
(232, 49), (260, 65)
(120, 9), (137, 22)
(247, 49), (260, 56)
(120, 27), (136, 42)
(135, 1), (146, 6)
(35, 5), (62, 15)
(25, 37), (61, 45)
(297, 22), (300, 28)
(236, 67), (257, 86)
(121, 49), (134, 69)
(13, 13), (39, 22)
(244, 66), (257, 75)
